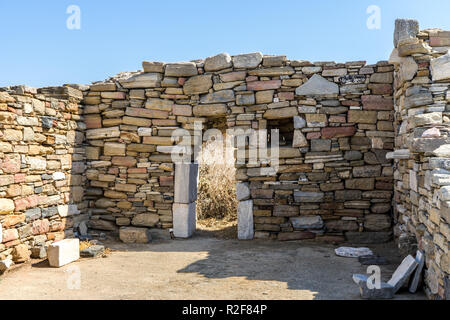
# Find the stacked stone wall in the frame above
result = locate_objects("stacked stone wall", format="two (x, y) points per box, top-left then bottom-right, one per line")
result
(390, 19), (450, 300)
(82, 52), (395, 243)
(0, 86), (86, 266)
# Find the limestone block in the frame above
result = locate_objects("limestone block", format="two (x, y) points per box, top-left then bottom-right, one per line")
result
(394, 19), (419, 48)
(120, 227), (152, 244)
(142, 61), (165, 73)
(290, 216), (324, 230)
(204, 53), (232, 72)
(238, 200), (254, 240)
(119, 73), (163, 88)
(0, 199), (15, 215)
(409, 251), (425, 293)
(295, 74), (339, 96)
(173, 203), (196, 239)
(431, 52), (450, 82)
(174, 163), (199, 204)
(236, 182), (250, 201)
(165, 62), (198, 77)
(183, 75), (213, 95)
(388, 255), (418, 293)
(48, 239), (80, 268)
(104, 142), (126, 156)
(232, 52), (263, 69)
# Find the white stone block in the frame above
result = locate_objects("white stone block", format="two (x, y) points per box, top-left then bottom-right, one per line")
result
(48, 239), (80, 268)
(174, 164), (199, 204)
(238, 200), (254, 240)
(236, 182), (250, 201)
(388, 255), (419, 293)
(173, 203), (196, 238)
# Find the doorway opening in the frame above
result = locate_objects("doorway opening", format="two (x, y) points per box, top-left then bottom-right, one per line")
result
(196, 117), (238, 239)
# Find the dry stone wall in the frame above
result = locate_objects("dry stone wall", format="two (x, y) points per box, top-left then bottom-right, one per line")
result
(390, 20), (450, 300)
(82, 52), (395, 244)
(0, 86), (86, 268)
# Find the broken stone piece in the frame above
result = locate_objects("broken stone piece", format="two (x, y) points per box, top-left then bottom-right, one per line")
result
(80, 245), (105, 258)
(335, 247), (374, 258)
(387, 255), (419, 293)
(353, 274), (395, 299)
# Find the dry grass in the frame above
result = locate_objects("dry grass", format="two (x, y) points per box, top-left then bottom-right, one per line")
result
(79, 241), (93, 251)
(197, 137), (238, 222)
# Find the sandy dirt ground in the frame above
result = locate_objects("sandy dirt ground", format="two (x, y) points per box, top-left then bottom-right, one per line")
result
(0, 229), (426, 300)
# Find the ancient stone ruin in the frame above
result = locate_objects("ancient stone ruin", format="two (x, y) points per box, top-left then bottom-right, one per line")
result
(0, 19), (449, 299)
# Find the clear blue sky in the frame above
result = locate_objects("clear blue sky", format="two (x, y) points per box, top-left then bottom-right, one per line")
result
(1, 0), (450, 88)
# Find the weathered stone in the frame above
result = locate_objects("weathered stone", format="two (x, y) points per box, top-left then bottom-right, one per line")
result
(12, 244), (31, 263)
(295, 74), (339, 96)
(119, 73), (163, 88)
(321, 127), (356, 139)
(183, 75), (213, 95)
(200, 90), (235, 104)
(362, 96), (393, 111)
(132, 214), (159, 227)
(86, 127), (120, 140)
(264, 107), (298, 120)
(346, 178), (375, 190)
(120, 227), (152, 244)
(292, 130), (308, 148)
(237, 200), (254, 240)
(311, 139), (331, 152)
(336, 247), (373, 258)
(142, 61), (165, 73)
(409, 251), (425, 293)
(248, 67), (295, 77)
(174, 164), (199, 204)
(236, 182), (251, 201)
(0, 199), (15, 215)
(165, 62), (198, 77)
(364, 215), (391, 231)
(80, 245), (105, 258)
(431, 52), (450, 82)
(294, 191), (324, 203)
(204, 53), (233, 72)
(232, 52), (263, 69)
(247, 80), (281, 91)
(412, 112), (442, 127)
(348, 110), (377, 124)
(290, 216), (324, 230)
(193, 104), (227, 117)
(388, 255), (419, 293)
(173, 202), (196, 239)
(104, 142), (126, 156)
(394, 19), (419, 48)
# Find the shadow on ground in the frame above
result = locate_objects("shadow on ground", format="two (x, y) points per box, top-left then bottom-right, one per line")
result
(103, 229), (426, 300)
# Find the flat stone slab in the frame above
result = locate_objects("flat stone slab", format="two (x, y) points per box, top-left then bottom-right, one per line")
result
(388, 255), (419, 293)
(295, 74), (339, 96)
(335, 247), (373, 258)
(409, 251), (425, 293)
(173, 202), (196, 239)
(238, 200), (254, 240)
(80, 245), (105, 258)
(353, 274), (395, 299)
